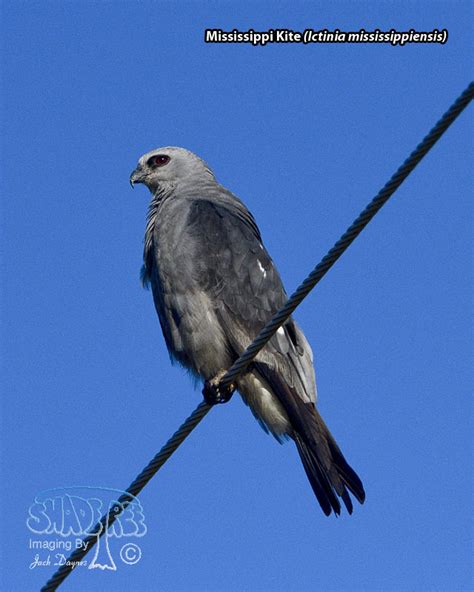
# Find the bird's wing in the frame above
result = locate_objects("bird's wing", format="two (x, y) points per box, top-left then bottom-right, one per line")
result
(187, 197), (316, 404)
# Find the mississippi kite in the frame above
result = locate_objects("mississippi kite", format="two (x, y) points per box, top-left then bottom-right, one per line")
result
(130, 147), (365, 516)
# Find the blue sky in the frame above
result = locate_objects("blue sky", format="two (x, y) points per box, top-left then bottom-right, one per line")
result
(1, 1), (472, 591)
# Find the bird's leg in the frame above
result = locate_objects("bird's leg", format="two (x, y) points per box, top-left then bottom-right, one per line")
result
(202, 370), (235, 405)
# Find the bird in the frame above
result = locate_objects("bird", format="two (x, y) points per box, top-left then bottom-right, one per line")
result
(130, 146), (365, 516)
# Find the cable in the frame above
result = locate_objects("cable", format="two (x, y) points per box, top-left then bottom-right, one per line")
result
(41, 81), (473, 591)
(221, 81), (474, 387)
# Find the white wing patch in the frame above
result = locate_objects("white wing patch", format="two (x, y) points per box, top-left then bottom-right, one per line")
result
(257, 260), (267, 278)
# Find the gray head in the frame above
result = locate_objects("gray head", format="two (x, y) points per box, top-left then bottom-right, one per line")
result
(130, 146), (215, 193)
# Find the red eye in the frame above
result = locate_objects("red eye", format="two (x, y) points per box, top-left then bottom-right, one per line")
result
(147, 154), (170, 168)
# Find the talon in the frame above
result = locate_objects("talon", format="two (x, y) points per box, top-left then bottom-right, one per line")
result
(202, 375), (235, 405)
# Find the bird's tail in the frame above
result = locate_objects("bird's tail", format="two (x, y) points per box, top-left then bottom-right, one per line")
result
(293, 409), (365, 516)
(254, 362), (365, 516)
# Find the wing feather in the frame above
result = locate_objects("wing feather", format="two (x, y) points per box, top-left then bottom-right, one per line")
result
(187, 198), (316, 404)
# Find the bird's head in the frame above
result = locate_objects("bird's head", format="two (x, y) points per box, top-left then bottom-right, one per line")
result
(130, 146), (214, 193)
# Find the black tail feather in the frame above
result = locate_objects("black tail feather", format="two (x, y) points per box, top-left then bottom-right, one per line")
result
(294, 432), (340, 516)
(323, 423), (366, 506)
(293, 408), (365, 515)
(254, 362), (365, 516)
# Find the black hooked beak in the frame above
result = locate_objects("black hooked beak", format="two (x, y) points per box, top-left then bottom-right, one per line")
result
(129, 166), (145, 188)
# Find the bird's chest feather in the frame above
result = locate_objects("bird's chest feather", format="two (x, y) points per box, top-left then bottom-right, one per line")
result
(147, 198), (231, 376)
(151, 199), (199, 293)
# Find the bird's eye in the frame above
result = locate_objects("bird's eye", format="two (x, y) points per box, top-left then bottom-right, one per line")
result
(147, 154), (170, 168)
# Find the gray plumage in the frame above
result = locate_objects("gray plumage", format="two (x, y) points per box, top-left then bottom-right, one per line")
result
(130, 147), (365, 516)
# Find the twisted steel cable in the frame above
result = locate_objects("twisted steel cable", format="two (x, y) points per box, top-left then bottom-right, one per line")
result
(221, 81), (474, 387)
(41, 81), (473, 591)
